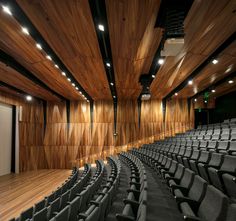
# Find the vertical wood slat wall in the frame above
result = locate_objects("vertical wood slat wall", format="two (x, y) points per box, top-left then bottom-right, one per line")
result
(0, 92), (194, 171)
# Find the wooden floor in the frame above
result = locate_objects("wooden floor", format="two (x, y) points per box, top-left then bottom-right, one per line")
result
(0, 169), (71, 221)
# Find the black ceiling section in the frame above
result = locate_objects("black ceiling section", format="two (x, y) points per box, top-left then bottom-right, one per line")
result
(0, 0), (93, 102)
(88, 0), (117, 102)
(0, 80), (44, 102)
(0, 50), (66, 101)
(191, 71), (236, 100)
(138, 0), (194, 99)
(164, 31), (236, 100)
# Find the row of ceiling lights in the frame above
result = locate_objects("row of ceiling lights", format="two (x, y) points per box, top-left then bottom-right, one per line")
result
(174, 58), (234, 99)
(2, 5), (90, 102)
(98, 24), (116, 99)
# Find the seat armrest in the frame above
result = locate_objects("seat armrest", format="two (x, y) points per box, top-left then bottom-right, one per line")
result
(175, 196), (199, 209)
(183, 215), (202, 221)
(123, 199), (139, 213)
(90, 200), (100, 206)
(171, 185), (188, 195)
(78, 213), (88, 219)
(116, 214), (135, 221)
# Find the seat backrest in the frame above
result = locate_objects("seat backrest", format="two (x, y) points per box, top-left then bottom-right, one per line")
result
(212, 134), (220, 140)
(231, 133), (236, 141)
(136, 202), (146, 221)
(228, 141), (236, 152)
(208, 141), (217, 149)
(188, 175), (207, 203)
(220, 155), (236, 172)
(226, 204), (236, 221)
(199, 151), (210, 163)
(48, 197), (61, 219)
(184, 148), (192, 157)
(34, 199), (46, 213)
(217, 141), (229, 151)
(209, 153), (223, 167)
(60, 190), (70, 210)
(20, 206), (34, 220)
(180, 168), (194, 189)
(33, 207), (48, 221)
(200, 141), (208, 148)
(174, 164), (185, 180)
(191, 150), (200, 160)
(68, 196), (80, 221)
(198, 185), (229, 221)
(85, 206), (100, 221)
(55, 205), (70, 221)
(169, 161), (178, 174)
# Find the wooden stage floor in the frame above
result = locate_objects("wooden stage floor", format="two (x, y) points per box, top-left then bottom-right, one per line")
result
(0, 169), (71, 221)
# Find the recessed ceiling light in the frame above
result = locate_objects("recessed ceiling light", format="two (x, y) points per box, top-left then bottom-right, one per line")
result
(158, 58), (165, 65)
(46, 55), (52, 61)
(106, 62), (111, 67)
(79, 91), (82, 94)
(67, 78), (71, 82)
(75, 87), (78, 90)
(188, 80), (193, 85)
(110, 82), (114, 86)
(211, 89), (216, 93)
(61, 71), (66, 76)
(175, 93), (178, 96)
(212, 59), (218, 64)
(228, 80), (234, 84)
(22, 27), (29, 35)
(54, 64), (59, 69)
(72, 83), (75, 87)
(87, 100), (89, 103)
(2, 5), (12, 15)
(36, 43), (42, 50)
(204, 100), (207, 103)
(194, 98), (197, 102)
(152, 75), (155, 78)
(113, 96), (116, 98)
(26, 95), (32, 101)
(98, 24), (105, 31)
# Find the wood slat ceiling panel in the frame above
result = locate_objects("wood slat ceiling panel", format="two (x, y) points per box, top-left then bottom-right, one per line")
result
(0, 61), (59, 101)
(150, 0), (236, 98)
(178, 41), (236, 98)
(0, 10), (80, 100)
(17, 0), (111, 100)
(106, 0), (162, 99)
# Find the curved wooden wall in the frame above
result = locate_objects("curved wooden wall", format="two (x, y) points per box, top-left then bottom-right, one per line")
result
(0, 92), (194, 171)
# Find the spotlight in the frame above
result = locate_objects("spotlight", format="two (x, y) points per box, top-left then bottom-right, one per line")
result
(212, 59), (218, 64)
(152, 75), (155, 78)
(75, 87), (79, 90)
(158, 58), (165, 65)
(46, 55), (52, 61)
(2, 5), (12, 15)
(175, 93), (178, 96)
(22, 27), (29, 35)
(67, 78), (71, 82)
(106, 62), (111, 67)
(36, 43), (42, 50)
(188, 80), (193, 85)
(61, 71), (66, 76)
(110, 82), (114, 86)
(228, 80), (234, 84)
(98, 24), (105, 31)
(211, 89), (216, 93)
(204, 100), (207, 103)
(194, 98), (197, 102)
(54, 64), (59, 69)
(72, 83), (75, 87)
(113, 96), (116, 98)
(26, 95), (32, 101)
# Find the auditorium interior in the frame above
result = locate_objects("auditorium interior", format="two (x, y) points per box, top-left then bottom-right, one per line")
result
(0, 0), (236, 221)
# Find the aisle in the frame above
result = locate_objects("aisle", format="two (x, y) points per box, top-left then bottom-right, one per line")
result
(105, 162), (130, 221)
(144, 165), (184, 221)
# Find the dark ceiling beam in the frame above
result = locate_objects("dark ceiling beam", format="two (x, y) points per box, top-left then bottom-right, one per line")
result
(164, 31), (236, 100)
(190, 71), (236, 100)
(0, 50), (66, 101)
(0, 80), (44, 102)
(88, 0), (117, 102)
(0, 0), (93, 102)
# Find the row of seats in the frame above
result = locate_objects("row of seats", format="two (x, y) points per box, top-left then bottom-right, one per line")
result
(77, 156), (121, 221)
(131, 148), (236, 221)
(196, 118), (236, 130)
(10, 167), (83, 221)
(117, 152), (147, 221)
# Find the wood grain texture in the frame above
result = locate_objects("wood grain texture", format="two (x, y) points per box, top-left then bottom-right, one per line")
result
(106, 0), (162, 99)
(0, 8), (81, 100)
(0, 170), (71, 221)
(150, 0), (236, 98)
(17, 0), (110, 100)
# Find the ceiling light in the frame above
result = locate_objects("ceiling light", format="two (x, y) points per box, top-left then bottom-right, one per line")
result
(87, 100), (89, 103)
(228, 80), (234, 84)
(46, 55), (52, 61)
(75, 87), (78, 90)
(110, 82), (114, 86)
(72, 83), (75, 87)
(194, 98), (197, 102)
(158, 58), (165, 65)
(211, 89), (216, 93)
(106, 62), (111, 67)
(22, 27), (29, 35)
(204, 100), (207, 103)
(98, 24), (105, 31)
(2, 5), (12, 15)
(79, 91), (82, 94)
(54, 64), (59, 69)
(175, 93), (178, 96)
(61, 71), (66, 76)
(67, 78), (71, 82)
(212, 59), (218, 64)
(36, 43), (42, 50)
(113, 96), (116, 98)
(188, 80), (193, 85)
(225, 66), (232, 73)
(152, 75), (155, 78)
(26, 95), (32, 101)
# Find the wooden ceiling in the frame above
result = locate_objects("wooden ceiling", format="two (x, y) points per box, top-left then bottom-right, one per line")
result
(0, 0), (235, 101)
